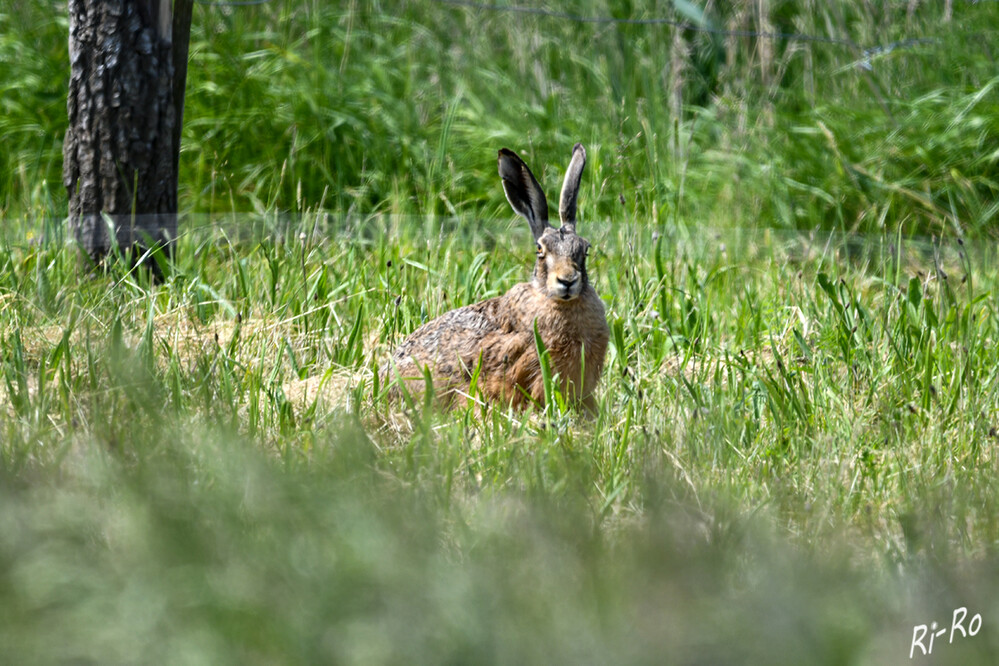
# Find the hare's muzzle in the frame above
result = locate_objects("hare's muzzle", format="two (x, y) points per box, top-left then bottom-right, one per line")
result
(550, 270), (582, 301)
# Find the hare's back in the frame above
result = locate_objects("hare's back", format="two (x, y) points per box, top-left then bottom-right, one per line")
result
(387, 299), (506, 377)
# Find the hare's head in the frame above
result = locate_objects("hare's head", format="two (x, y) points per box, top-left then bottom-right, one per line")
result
(498, 144), (591, 302)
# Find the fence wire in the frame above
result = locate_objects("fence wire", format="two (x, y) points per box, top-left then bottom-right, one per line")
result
(430, 0), (859, 46)
(196, 0), (995, 63)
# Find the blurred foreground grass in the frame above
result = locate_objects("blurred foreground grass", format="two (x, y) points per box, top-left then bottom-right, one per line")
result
(6, 415), (995, 665)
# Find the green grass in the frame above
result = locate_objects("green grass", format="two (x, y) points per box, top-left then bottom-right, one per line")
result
(4, 1), (998, 233)
(4, 0), (999, 662)
(3, 217), (999, 662)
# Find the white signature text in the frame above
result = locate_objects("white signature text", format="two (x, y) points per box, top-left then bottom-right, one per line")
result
(910, 607), (983, 659)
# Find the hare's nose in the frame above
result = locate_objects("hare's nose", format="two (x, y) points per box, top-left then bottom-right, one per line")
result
(557, 275), (578, 289)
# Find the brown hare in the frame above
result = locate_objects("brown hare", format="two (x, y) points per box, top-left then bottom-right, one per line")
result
(382, 144), (609, 411)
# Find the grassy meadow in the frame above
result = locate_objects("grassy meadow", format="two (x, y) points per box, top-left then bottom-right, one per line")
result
(3, 0), (999, 663)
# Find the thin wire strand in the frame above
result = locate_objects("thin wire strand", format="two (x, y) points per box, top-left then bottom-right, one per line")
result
(193, 0), (996, 61)
(428, 0), (860, 47)
(195, 0), (271, 6)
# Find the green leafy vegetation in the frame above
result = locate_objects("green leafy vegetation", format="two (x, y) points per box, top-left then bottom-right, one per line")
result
(4, 1), (998, 234)
(3, 0), (999, 663)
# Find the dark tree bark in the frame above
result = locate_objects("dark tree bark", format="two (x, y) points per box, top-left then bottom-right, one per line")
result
(63, 0), (193, 266)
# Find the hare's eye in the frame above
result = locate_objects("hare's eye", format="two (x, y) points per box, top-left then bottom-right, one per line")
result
(536, 243), (544, 257)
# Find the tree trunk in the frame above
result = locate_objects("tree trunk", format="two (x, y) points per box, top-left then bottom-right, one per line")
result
(63, 0), (193, 266)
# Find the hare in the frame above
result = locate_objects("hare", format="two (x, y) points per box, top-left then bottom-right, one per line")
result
(382, 144), (609, 411)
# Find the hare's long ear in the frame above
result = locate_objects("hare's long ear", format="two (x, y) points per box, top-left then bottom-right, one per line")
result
(498, 148), (549, 241)
(558, 143), (586, 233)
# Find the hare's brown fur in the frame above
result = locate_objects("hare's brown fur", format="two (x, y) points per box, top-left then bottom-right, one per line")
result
(382, 145), (609, 411)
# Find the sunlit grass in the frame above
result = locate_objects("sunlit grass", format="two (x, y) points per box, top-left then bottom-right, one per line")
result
(2, 215), (999, 661)
(4, 2), (998, 233)
(4, 0), (999, 661)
